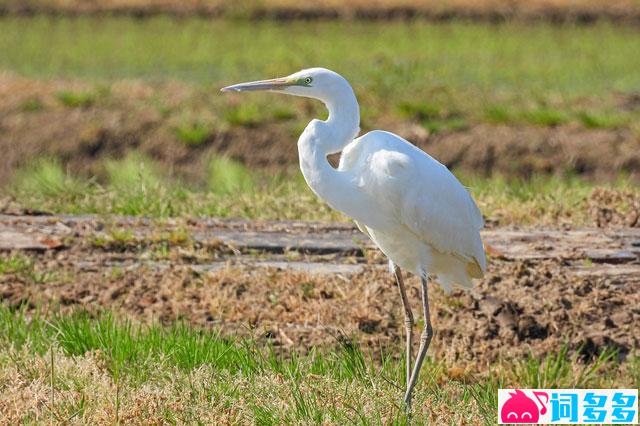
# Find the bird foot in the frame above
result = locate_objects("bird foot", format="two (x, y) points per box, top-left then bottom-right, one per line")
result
(403, 393), (412, 413)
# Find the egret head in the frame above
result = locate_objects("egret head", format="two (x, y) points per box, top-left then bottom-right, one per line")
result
(221, 68), (352, 103)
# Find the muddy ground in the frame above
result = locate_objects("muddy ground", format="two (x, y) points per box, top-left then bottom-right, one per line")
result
(1, 214), (638, 368)
(2, 0), (640, 24)
(1, 74), (639, 186)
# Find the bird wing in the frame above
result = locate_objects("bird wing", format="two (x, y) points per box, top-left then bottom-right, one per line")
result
(353, 131), (486, 276)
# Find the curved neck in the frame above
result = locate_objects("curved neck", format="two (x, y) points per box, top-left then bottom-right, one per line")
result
(298, 87), (382, 225)
(323, 90), (360, 154)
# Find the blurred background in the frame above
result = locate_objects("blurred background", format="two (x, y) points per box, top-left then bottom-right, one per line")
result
(0, 2), (639, 423)
(0, 0), (639, 226)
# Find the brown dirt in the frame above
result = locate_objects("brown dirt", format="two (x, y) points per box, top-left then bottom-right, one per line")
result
(0, 215), (638, 367)
(2, 0), (640, 24)
(589, 188), (640, 228)
(1, 74), (639, 186)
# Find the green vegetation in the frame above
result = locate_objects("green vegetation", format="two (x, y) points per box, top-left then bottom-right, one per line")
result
(466, 173), (637, 226)
(20, 98), (44, 112)
(0, 254), (36, 276)
(56, 90), (96, 108)
(223, 103), (264, 127)
(9, 157), (339, 220)
(519, 107), (568, 127)
(0, 305), (635, 424)
(104, 153), (162, 190)
(577, 111), (630, 129)
(12, 157), (88, 199)
(271, 106), (297, 121)
(0, 254), (55, 283)
(1, 17), (639, 129)
(396, 101), (468, 133)
(207, 156), (254, 195)
(485, 105), (571, 126)
(7, 157), (639, 226)
(174, 121), (213, 146)
(484, 105), (512, 124)
(2, 18), (637, 96)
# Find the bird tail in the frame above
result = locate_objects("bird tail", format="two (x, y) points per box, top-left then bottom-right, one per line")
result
(431, 258), (479, 294)
(466, 257), (485, 279)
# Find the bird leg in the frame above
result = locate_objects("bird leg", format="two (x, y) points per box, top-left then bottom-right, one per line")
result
(392, 264), (414, 409)
(403, 275), (433, 407)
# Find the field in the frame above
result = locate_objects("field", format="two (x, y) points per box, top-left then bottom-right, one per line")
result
(0, 11), (639, 425)
(2, 0), (640, 22)
(1, 18), (640, 186)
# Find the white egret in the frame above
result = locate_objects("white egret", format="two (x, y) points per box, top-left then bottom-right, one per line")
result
(221, 68), (486, 408)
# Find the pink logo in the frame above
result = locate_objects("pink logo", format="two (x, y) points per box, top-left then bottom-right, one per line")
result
(500, 389), (549, 423)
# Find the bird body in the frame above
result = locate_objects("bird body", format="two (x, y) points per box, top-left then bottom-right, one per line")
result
(339, 130), (486, 291)
(222, 67), (486, 409)
(285, 69), (486, 292)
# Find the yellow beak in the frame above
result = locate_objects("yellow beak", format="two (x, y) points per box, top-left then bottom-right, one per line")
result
(220, 77), (291, 92)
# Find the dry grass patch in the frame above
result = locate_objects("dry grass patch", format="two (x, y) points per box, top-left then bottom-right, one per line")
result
(0, 307), (635, 425)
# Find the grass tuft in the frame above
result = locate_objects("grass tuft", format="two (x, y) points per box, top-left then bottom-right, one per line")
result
(174, 121), (213, 146)
(484, 105), (513, 124)
(518, 107), (568, 127)
(0, 254), (54, 283)
(271, 107), (296, 121)
(397, 101), (467, 133)
(223, 103), (263, 127)
(207, 156), (254, 195)
(55, 90), (95, 108)
(105, 153), (162, 190)
(396, 101), (441, 121)
(578, 111), (628, 129)
(11, 158), (88, 199)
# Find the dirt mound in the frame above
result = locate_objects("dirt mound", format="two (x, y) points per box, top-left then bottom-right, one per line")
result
(2, 252), (637, 367)
(439, 259), (639, 365)
(411, 124), (640, 181)
(0, 215), (638, 367)
(2, 75), (640, 186)
(589, 188), (640, 228)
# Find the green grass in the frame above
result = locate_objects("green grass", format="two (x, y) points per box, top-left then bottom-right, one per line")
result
(7, 157), (639, 226)
(0, 254), (56, 283)
(0, 304), (636, 424)
(485, 104), (571, 126)
(396, 101), (468, 133)
(484, 105), (513, 124)
(2, 17), (638, 96)
(466, 173), (638, 225)
(104, 153), (163, 190)
(12, 157), (88, 199)
(223, 103), (264, 127)
(271, 106), (297, 121)
(577, 111), (630, 129)
(20, 98), (44, 112)
(8, 155), (640, 226)
(207, 155), (254, 195)
(9, 157), (339, 220)
(519, 107), (569, 127)
(1, 17), (639, 128)
(55, 90), (96, 108)
(173, 121), (213, 146)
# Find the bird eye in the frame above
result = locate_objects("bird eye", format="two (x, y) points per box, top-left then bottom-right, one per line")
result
(304, 77), (312, 84)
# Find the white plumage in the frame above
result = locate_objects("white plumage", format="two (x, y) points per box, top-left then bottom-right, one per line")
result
(340, 130), (486, 292)
(222, 67), (486, 409)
